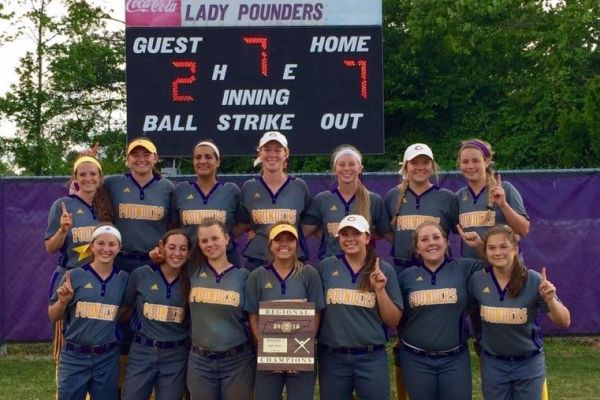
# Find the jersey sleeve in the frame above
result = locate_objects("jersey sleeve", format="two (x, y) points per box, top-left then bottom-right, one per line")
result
(163, 178), (177, 226)
(383, 188), (398, 224)
(462, 258), (488, 279)
(170, 183), (184, 227)
(297, 178), (313, 225)
(302, 192), (323, 226)
(123, 268), (141, 307)
(236, 181), (253, 224)
(504, 181), (529, 219)
(370, 192), (390, 235)
(381, 261), (404, 310)
(226, 182), (241, 209)
(446, 191), (460, 234)
(244, 269), (260, 314)
(45, 198), (63, 240)
(303, 265), (325, 312)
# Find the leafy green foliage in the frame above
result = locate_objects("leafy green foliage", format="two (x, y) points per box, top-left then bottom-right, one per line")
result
(0, 0), (125, 175)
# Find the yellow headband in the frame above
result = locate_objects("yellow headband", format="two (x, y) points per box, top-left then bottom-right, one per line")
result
(127, 139), (157, 155)
(268, 224), (298, 241)
(73, 156), (102, 173)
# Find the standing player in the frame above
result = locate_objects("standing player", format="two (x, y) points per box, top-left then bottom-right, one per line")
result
(469, 225), (570, 400)
(171, 140), (240, 265)
(456, 139), (529, 259)
(49, 224), (128, 400)
(384, 143), (458, 400)
(384, 143), (458, 271)
(104, 138), (175, 273)
(121, 229), (191, 400)
(102, 137), (175, 390)
(245, 222), (325, 400)
(45, 156), (114, 362)
(303, 144), (389, 259)
(396, 221), (486, 400)
(317, 215), (403, 400)
(187, 218), (254, 400)
(235, 131), (312, 270)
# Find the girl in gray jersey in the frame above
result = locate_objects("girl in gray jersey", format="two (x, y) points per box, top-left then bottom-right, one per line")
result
(246, 222), (324, 400)
(187, 218), (254, 400)
(236, 131), (312, 270)
(469, 225), (570, 400)
(318, 215), (403, 400)
(104, 138), (175, 273)
(456, 139), (530, 259)
(170, 140), (241, 265)
(45, 156), (114, 376)
(384, 143), (457, 400)
(303, 144), (389, 259)
(49, 224), (128, 400)
(396, 221), (486, 400)
(121, 229), (191, 400)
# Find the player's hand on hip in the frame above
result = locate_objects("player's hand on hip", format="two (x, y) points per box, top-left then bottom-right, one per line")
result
(370, 257), (387, 292)
(57, 271), (74, 304)
(59, 202), (73, 234)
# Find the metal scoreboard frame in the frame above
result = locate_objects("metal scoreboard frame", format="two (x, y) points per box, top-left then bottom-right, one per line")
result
(125, 0), (383, 157)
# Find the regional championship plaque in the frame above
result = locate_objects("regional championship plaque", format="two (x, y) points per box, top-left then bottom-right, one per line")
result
(257, 301), (316, 371)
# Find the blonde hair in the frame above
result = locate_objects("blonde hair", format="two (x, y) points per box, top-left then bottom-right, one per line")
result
(331, 145), (371, 224)
(457, 138), (496, 224)
(394, 152), (440, 219)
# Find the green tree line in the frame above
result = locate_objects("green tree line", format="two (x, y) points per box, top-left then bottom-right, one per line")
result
(0, 0), (599, 176)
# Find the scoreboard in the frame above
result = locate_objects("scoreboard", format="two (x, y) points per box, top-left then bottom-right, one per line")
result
(125, 0), (383, 156)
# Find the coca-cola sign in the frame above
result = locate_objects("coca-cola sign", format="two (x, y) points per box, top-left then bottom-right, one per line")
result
(126, 0), (178, 13)
(126, 0), (180, 27)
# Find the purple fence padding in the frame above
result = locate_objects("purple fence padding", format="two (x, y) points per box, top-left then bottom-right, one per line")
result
(1, 171), (598, 341)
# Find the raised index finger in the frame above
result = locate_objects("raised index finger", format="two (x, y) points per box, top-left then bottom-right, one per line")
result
(373, 257), (381, 272)
(61, 202), (68, 215)
(64, 271), (72, 287)
(496, 173), (502, 187)
(540, 267), (547, 281)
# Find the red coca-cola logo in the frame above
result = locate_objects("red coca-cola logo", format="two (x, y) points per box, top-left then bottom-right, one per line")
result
(126, 0), (178, 13)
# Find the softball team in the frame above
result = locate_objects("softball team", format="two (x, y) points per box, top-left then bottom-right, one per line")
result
(46, 134), (569, 399)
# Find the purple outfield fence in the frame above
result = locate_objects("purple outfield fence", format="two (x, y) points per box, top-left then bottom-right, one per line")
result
(1, 169), (598, 342)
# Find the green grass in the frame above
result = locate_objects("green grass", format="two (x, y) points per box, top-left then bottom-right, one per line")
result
(1, 338), (599, 400)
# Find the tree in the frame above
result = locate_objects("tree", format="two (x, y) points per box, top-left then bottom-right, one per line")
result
(0, 0), (125, 175)
(381, 0), (600, 169)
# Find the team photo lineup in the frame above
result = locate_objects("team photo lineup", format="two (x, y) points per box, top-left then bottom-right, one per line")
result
(46, 132), (571, 400)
